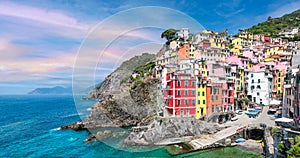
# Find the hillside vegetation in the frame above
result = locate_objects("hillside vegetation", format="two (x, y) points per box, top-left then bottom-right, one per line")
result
(247, 9), (300, 37)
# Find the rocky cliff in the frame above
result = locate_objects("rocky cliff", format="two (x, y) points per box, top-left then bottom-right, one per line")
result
(62, 53), (159, 130)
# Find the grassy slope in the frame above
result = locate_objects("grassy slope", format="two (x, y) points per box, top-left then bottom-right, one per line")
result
(247, 9), (300, 37)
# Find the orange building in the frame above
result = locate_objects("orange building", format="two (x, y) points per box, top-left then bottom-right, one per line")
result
(206, 83), (223, 115)
(178, 43), (190, 61)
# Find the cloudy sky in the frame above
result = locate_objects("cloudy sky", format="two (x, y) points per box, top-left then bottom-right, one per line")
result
(0, 0), (299, 94)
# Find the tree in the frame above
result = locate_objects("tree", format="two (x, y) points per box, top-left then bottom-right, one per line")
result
(161, 28), (178, 42)
(293, 35), (300, 41)
(268, 16), (272, 21)
(288, 135), (300, 158)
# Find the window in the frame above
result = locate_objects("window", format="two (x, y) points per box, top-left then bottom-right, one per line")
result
(252, 80), (254, 83)
(184, 99), (188, 105)
(178, 90), (181, 96)
(192, 81), (195, 87)
(198, 92), (200, 96)
(192, 90), (195, 95)
(216, 96), (218, 100)
(198, 100), (200, 104)
(203, 100), (206, 104)
(202, 84), (205, 88)
(202, 92), (205, 96)
(257, 85), (261, 89)
(258, 79), (261, 83)
(211, 96), (214, 101)
(178, 100), (181, 105)
(185, 81), (188, 87)
(178, 81), (181, 86)
(212, 105), (214, 112)
(184, 90), (188, 96)
(251, 74), (253, 78)
(278, 84), (281, 87)
(253, 97), (256, 102)
(278, 78), (281, 82)
(180, 110), (184, 117)
(257, 92), (260, 96)
(222, 90), (226, 95)
(192, 99), (195, 105)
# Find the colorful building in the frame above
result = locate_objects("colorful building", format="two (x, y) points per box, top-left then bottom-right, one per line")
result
(196, 60), (208, 119)
(293, 71), (300, 123)
(247, 65), (273, 105)
(206, 83), (223, 115)
(163, 72), (197, 117)
(178, 43), (191, 61)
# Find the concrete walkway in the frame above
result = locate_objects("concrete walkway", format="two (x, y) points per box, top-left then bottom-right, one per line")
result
(189, 126), (238, 150)
(190, 106), (276, 151)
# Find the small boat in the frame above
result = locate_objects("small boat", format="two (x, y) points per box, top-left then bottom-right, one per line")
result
(234, 138), (246, 143)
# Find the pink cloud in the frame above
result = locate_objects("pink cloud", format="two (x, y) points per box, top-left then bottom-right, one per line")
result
(0, 1), (90, 30)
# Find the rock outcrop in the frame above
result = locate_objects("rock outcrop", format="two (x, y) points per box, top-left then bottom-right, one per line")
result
(62, 53), (159, 130)
(123, 117), (225, 146)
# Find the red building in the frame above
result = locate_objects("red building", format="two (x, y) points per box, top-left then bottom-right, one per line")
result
(163, 73), (196, 117)
(264, 35), (272, 43)
(226, 80), (235, 111)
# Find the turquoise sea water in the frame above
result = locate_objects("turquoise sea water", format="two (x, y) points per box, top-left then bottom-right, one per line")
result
(0, 95), (262, 157)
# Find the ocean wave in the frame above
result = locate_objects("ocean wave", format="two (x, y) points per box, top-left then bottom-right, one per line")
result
(87, 108), (92, 111)
(50, 127), (61, 131)
(68, 137), (78, 142)
(0, 121), (23, 129)
(62, 113), (83, 118)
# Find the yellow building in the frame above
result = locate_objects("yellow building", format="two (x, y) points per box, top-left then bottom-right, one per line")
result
(272, 70), (284, 99)
(196, 61), (207, 119)
(210, 38), (226, 49)
(232, 37), (242, 46)
(238, 31), (253, 41)
(277, 70), (284, 95)
(239, 68), (245, 91)
(231, 38), (243, 55)
(266, 45), (288, 57)
(231, 45), (242, 55)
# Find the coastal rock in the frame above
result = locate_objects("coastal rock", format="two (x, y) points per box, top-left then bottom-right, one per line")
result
(95, 130), (112, 140)
(123, 117), (225, 146)
(60, 122), (86, 131)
